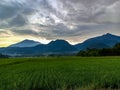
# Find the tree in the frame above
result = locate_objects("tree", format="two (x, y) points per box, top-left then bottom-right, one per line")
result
(77, 43), (120, 56)
(0, 53), (9, 58)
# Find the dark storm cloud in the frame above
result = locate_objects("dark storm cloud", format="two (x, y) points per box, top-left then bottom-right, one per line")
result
(0, 4), (19, 20)
(9, 14), (27, 27)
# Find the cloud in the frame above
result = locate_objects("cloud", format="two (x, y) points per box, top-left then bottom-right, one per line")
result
(9, 14), (27, 27)
(13, 29), (39, 36)
(95, 0), (120, 23)
(0, 3), (18, 20)
(0, 0), (119, 26)
(0, 0), (120, 45)
(0, 30), (14, 37)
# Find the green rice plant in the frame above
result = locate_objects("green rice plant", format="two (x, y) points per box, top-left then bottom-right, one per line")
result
(0, 56), (120, 90)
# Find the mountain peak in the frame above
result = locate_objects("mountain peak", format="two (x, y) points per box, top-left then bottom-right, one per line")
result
(54, 39), (68, 43)
(9, 39), (41, 47)
(75, 33), (120, 50)
(23, 39), (32, 41)
(103, 33), (115, 37)
(106, 33), (112, 35)
(49, 39), (70, 45)
(18, 39), (41, 43)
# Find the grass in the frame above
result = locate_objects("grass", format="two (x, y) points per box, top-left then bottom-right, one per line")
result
(0, 56), (120, 90)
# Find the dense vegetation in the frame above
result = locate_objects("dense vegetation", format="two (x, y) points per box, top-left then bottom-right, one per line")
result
(0, 57), (120, 90)
(0, 53), (9, 58)
(77, 43), (120, 56)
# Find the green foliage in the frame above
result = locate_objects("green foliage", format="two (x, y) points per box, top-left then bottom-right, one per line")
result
(77, 43), (120, 56)
(0, 57), (120, 90)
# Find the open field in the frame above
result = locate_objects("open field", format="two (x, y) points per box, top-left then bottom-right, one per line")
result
(0, 57), (120, 90)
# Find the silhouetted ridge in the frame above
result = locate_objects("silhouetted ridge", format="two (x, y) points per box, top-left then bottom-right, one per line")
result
(1, 33), (120, 56)
(75, 33), (120, 50)
(48, 40), (70, 45)
(9, 39), (41, 47)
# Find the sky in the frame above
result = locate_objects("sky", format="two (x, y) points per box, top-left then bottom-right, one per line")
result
(0, 0), (120, 47)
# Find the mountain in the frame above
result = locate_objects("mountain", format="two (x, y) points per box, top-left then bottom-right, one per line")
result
(34, 40), (78, 55)
(0, 40), (77, 56)
(45, 40), (77, 52)
(1, 33), (120, 57)
(75, 33), (120, 50)
(9, 39), (41, 47)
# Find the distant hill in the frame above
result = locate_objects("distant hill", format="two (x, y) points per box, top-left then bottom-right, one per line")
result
(0, 40), (77, 56)
(45, 40), (77, 52)
(0, 33), (120, 57)
(9, 39), (41, 47)
(75, 33), (120, 50)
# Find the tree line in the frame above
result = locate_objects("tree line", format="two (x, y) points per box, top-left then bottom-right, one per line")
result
(77, 43), (120, 56)
(0, 53), (9, 58)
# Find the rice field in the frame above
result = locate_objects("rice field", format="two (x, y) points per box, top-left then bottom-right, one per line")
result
(0, 57), (120, 90)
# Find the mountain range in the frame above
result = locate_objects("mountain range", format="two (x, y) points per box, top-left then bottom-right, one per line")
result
(0, 33), (120, 56)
